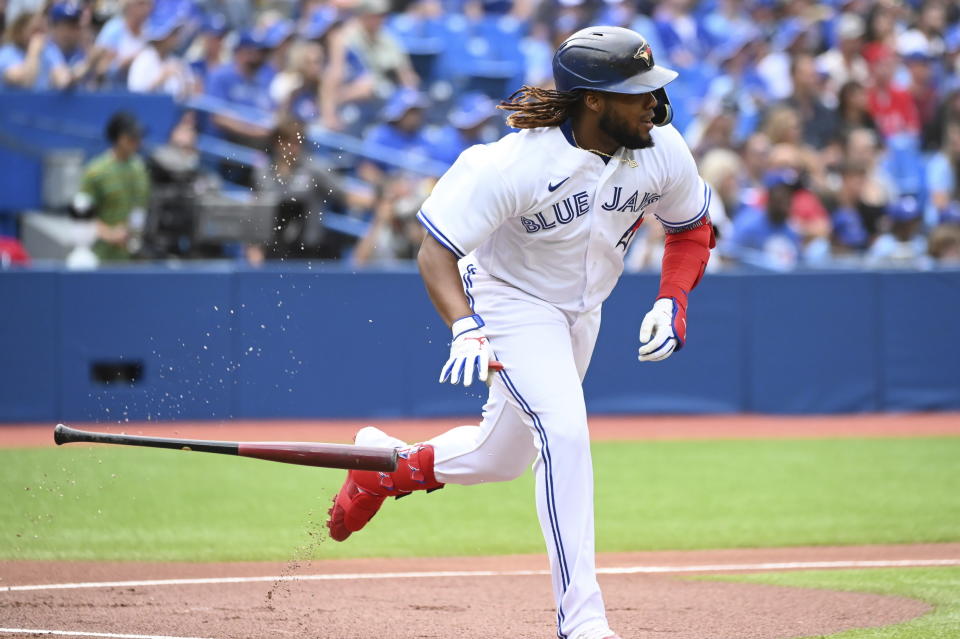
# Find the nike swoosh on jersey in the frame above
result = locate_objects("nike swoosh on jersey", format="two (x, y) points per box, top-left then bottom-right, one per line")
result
(547, 177), (570, 192)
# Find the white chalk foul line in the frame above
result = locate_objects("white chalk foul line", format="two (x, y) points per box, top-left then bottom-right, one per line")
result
(0, 629), (215, 639)
(2, 559), (958, 594)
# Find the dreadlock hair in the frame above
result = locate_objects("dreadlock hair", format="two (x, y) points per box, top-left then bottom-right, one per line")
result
(497, 86), (583, 129)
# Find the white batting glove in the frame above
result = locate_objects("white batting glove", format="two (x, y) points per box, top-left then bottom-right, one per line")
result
(638, 298), (686, 362)
(440, 314), (492, 387)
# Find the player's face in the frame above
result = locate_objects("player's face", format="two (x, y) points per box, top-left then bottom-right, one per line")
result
(597, 91), (658, 150)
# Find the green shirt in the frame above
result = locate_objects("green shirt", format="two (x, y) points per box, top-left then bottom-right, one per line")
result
(78, 150), (149, 261)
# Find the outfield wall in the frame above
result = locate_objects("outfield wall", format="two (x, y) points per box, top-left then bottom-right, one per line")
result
(1, 267), (958, 422)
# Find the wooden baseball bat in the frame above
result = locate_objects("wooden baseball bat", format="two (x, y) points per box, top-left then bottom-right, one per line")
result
(53, 424), (398, 472)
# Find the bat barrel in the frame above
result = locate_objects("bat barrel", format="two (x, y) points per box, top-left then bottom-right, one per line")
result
(239, 442), (398, 472)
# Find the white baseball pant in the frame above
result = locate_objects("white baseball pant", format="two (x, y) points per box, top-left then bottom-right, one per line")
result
(427, 260), (607, 639)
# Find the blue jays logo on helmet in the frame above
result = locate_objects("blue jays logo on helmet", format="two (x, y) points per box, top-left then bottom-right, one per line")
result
(552, 26), (678, 126)
(633, 43), (653, 67)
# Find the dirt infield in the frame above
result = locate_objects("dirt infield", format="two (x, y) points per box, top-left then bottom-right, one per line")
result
(2, 412), (959, 448)
(2, 544), (955, 639)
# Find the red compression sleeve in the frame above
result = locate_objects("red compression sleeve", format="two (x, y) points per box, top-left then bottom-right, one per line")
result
(657, 222), (715, 310)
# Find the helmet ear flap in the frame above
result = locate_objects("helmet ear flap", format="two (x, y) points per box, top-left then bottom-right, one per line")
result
(651, 88), (673, 126)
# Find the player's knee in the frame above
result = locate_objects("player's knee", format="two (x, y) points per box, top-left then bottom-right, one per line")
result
(533, 413), (590, 452)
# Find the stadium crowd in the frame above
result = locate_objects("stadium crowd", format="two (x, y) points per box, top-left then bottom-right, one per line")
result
(1, 0), (960, 269)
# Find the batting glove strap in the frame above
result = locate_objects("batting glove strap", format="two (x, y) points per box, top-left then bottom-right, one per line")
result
(451, 314), (485, 340)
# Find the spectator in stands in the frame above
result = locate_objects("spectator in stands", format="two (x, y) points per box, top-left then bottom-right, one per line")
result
(843, 127), (895, 233)
(698, 30), (764, 148)
(203, 0), (251, 32)
(831, 80), (880, 144)
(926, 120), (960, 225)
(726, 169), (804, 270)
(899, 0), (948, 59)
(742, 0), (778, 40)
(150, 0), (202, 35)
(46, 2), (92, 87)
(426, 92), (498, 167)
(928, 223), (960, 264)
(205, 30), (273, 145)
(702, 0), (754, 48)
(862, 1), (900, 64)
(93, 0), (152, 87)
(762, 104), (803, 147)
(271, 39), (324, 123)
(738, 131), (771, 206)
(0, 10), (71, 89)
(767, 142), (831, 244)
(187, 13), (228, 89)
(303, 9), (375, 132)
(816, 13), (869, 104)
(945, 29), (960, 90)
(258, 16), (295, 86)
(352, 176), (427, 266)
(924, 88), (960, 154)
(698, 147), (740, 235)
(345, 0), (419, 98)
(128, 17), (196, 99)
(687, 95), (739, 159)
(72, 111), (150, 263)
(652, 0), (711, 72)
(757, 18), (816, 101)
(784, 53), (837, 149)
(251, 117), (373, 262)
(899, 41), (940, 143)
(359, 87), (433, 182)
(867, 195), (929, 267)
(828, 161), (872, 254)
(866, 46), (920, 140)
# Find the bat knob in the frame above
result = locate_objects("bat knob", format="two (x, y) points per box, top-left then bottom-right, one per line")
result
(54, 424), (67, 446)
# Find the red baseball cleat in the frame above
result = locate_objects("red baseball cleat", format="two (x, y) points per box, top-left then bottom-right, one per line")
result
(326, 471), (389, 542)
(326, 433), (443, 542)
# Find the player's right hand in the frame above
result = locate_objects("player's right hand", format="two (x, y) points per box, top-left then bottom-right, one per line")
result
(440, 314), (492, 387)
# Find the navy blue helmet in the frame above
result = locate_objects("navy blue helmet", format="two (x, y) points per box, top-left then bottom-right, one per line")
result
(553, 26), (678, 126)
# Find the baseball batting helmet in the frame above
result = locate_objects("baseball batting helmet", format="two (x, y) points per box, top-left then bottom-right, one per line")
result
(553, 26), (678, 126)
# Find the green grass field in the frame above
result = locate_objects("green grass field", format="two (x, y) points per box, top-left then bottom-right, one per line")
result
(1, 436), (958, 561)
(708, 567), (960, 638)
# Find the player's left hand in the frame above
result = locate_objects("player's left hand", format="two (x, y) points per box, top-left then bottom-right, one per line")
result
(638, 297), (686, 362)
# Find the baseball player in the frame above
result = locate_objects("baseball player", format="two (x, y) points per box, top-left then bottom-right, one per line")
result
(327, 26), (714, 639)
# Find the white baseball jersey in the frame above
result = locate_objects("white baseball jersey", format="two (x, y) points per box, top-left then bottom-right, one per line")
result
(417, 123), (711, 312)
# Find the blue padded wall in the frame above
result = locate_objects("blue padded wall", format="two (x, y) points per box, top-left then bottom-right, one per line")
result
(55, 268), (234, 422)
(747, 273), (882, 413)
(1, 267), (959, 422)
(0, 271), (59, 420)
(232, 269), (486, 418)
(880, 272), (960, 410)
